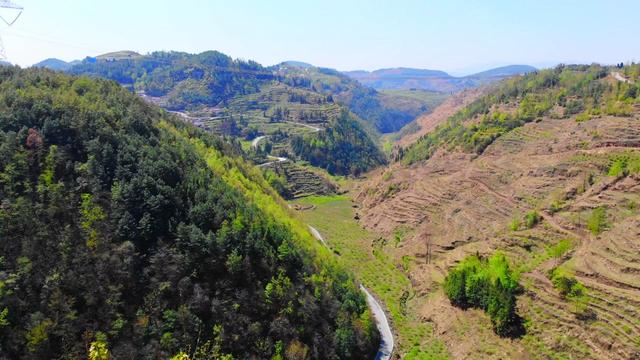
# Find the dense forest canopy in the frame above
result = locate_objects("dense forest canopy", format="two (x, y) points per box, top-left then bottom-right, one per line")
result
(291, 111), (387, 176)
(0, 67), (379, 359)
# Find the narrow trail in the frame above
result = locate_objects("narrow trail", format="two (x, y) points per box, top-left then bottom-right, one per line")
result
(307, 226), (394, 360)
(251, 135), (267, 149)
(251, 135), (288, 167)
(283, 121), (322, 132)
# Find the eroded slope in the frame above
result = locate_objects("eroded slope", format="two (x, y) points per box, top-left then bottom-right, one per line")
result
(356, 66), (640, 359)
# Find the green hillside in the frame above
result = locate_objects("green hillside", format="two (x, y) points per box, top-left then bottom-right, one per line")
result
(275, 64), (425, 133)
(0, 67), (379, 359)
(69, 52), (390, 176)
(401, 64), (639, 164)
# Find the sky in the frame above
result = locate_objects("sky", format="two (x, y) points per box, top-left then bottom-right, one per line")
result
(2, 0), (639, 75)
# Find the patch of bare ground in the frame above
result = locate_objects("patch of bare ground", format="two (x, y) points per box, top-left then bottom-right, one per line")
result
(355, 106), (640, 358)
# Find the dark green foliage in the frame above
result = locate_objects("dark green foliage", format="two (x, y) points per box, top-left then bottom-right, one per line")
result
(0, 67), (378, 359)
(443, 254), (524, 337)
(291, 111), (387, 176)
(345, 86), (413, 133)
(551, 274), (585, 299)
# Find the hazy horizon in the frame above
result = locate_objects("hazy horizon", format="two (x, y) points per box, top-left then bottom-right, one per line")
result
(3, 0), (639, 75)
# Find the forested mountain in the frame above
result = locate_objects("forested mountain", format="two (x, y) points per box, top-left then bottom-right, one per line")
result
(67, 51), (393, 176)
(69, 51), (273, 110)
(344, 65), (536, 92)
(291, 110), (387, 176)
(0, 67), (379, 359)
(355, 64), (640, 358)
(69, 51), (437, 134)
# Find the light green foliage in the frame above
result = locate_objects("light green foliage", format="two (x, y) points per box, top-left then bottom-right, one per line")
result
(170, 352), (190, 360)
(587, 207), (607, 235)
(550, 268), (589, 317)
(575, 112), (591, 123)
(546, 239), (572, 259)
(608, 158), (627, 177)
(548, 199), (565, 214)
(0, 307), (8, 327)
(80, 193), (106, 249)
(607, 153), (640, 177)
(509, 217), (521, 231)
(525, 211), (540, 229)
(401, 255), (412, 272)
(26, 318), (54, 352)
(89, 332), (110, 360)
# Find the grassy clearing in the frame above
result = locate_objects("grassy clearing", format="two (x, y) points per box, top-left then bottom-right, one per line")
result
(292, 195), (450, 359)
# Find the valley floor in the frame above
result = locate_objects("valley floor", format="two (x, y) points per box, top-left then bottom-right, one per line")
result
(291, 195), (450, 359)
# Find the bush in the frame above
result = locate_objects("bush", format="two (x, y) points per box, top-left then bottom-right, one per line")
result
(509, 218), (520, 231)
(587, 207), (607, 235)
(443, 253), (524, 337)
(608, 158), (627, 177)
(575, 112), (591, 123)
(525, 211), (540, 229)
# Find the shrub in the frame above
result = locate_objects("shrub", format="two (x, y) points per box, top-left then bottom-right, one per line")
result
(444, 253), (523, 337)
(509, 218), (520, 231)
(549, 200), (565, 214)
(525, 211), (540, 229)
(575, 112), (591, 123)
(587, 207), (607, 235)
(608, 158), (627, 177)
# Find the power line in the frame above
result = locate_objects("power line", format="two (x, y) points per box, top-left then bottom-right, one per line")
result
(0, 0), (22, 60)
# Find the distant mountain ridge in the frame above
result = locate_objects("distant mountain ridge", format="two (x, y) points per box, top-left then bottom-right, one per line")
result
(344, 64), (536, 92)
(32, 58), (80, 71)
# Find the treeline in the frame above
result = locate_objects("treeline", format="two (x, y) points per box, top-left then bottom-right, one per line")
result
(401, 64), (639, 164)
(0, 67), (379, 359)
(443, 253), (523, 337)
(70, 51), (274, 110)
(290, 111), (387, 176)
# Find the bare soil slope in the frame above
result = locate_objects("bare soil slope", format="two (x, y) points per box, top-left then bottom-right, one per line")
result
(355, 82), (640, 359)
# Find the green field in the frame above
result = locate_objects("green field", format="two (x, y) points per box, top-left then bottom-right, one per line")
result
(292, 195), (450, 359)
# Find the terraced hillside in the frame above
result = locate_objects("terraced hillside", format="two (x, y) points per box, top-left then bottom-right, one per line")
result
(263, 161), (338, 199)
(69, 51), (387, 177)
(355, 65), (640, 359)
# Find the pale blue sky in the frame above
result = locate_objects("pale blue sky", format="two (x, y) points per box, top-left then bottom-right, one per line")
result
(3, 0), (639, 75)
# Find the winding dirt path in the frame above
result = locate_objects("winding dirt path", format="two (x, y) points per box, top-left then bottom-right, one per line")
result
(307, 226), (394, 360)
